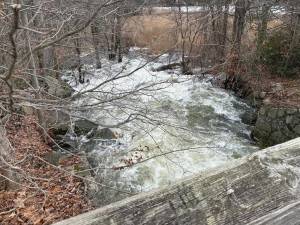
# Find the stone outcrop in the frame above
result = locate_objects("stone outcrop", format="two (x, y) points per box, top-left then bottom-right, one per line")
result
(53, 138), (300, 225)
(74, 119), (98, 136)
(43, 76), (73, 98)
(252, 105), (300, 147)
(220, 74), (300, 147)
(49, 116), (118, 153)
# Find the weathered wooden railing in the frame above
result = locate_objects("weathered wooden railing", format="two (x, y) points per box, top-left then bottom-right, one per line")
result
(54, 138), (300, 225)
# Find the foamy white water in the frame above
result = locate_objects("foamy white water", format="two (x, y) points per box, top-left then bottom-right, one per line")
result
(64, 51), (257, 205)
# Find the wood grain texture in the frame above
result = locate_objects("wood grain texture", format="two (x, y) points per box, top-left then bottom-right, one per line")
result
(53, 138), (300, 225)
(249, 201), (300, 225)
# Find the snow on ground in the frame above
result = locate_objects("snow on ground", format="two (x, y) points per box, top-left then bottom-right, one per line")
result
(150, 5), (235, 14)
(148, 5), (286, 15)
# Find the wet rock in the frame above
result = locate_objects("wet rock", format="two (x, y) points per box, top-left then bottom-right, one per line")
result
(45, 110), (71, 135)
(254, 117), (272, 134)
(80, 139), (99, 153)
(50, 123), (70, 137)
(231, 151), (242, 159)
(74, 119), (98, 135)
(241, 111), (257, 125)
(94, 128), (117, 139)
(61, 133), (80, 149)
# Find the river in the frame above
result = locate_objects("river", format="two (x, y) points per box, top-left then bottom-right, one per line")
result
(64, 50), (258, 206)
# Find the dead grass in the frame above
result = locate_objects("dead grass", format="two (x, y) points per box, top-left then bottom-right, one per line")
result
(123, 12), (214, 67)
(123, 12), (283, 58)
(124, 14), (177, 54)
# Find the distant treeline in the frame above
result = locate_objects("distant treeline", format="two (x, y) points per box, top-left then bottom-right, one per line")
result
(135, 0), (206, 7)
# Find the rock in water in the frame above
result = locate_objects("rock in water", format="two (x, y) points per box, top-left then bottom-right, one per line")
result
(94, 128), (117, 139)
(74, 119), (98, 135)
(241, 110), (257, 125)
(43, 76), (73, 98)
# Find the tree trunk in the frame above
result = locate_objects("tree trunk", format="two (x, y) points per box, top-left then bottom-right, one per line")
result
(257, 3), (270, 57)
(232, 0), (249, 57)
(220, 0), (229, 60)
(115, 15), (122, 63)
(91, 23), (102, 69)
(108, 18), (116, 61)
(43, 46), (57, 77)
(21, 0), (45, 130)
(74, 34), (84, 83)
(29, 0), (45, 71)
(283, 10), (300, 74)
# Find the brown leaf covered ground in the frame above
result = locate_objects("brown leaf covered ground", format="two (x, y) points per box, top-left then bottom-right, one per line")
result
(237, 66), (300, 107)
(0, 116), (92, 225)
(212, 59), (300, 108)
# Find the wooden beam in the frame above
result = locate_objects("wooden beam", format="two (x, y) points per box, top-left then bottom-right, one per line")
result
(249, 201), (300, 225)
(53, 138), (300, 225)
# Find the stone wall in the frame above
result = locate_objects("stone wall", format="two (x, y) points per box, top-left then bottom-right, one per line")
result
(252, 105), (300, 147)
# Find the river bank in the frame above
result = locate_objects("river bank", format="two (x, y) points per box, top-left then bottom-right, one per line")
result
(0, 116), (92, 225)
(218, 71), (300, 147)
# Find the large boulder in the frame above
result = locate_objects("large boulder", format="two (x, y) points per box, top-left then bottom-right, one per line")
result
(43, 76), (73, 98)
(50, 118), (98, 138)
(49, 117), (118, 153)
(241, 110), (257, 125)
(94, 128), (117, 139)
(46, 110), (71, 136)
(74, 119), (98, 136)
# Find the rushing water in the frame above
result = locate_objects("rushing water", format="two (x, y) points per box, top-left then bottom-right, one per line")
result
(65, 51), (258, 205)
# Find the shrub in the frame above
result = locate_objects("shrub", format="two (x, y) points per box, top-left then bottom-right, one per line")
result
(260, 30), (300, 77)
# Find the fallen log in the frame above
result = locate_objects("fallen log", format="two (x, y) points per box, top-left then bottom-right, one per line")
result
(53, 138), (300, 225)
(153, 62), (182, 72)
